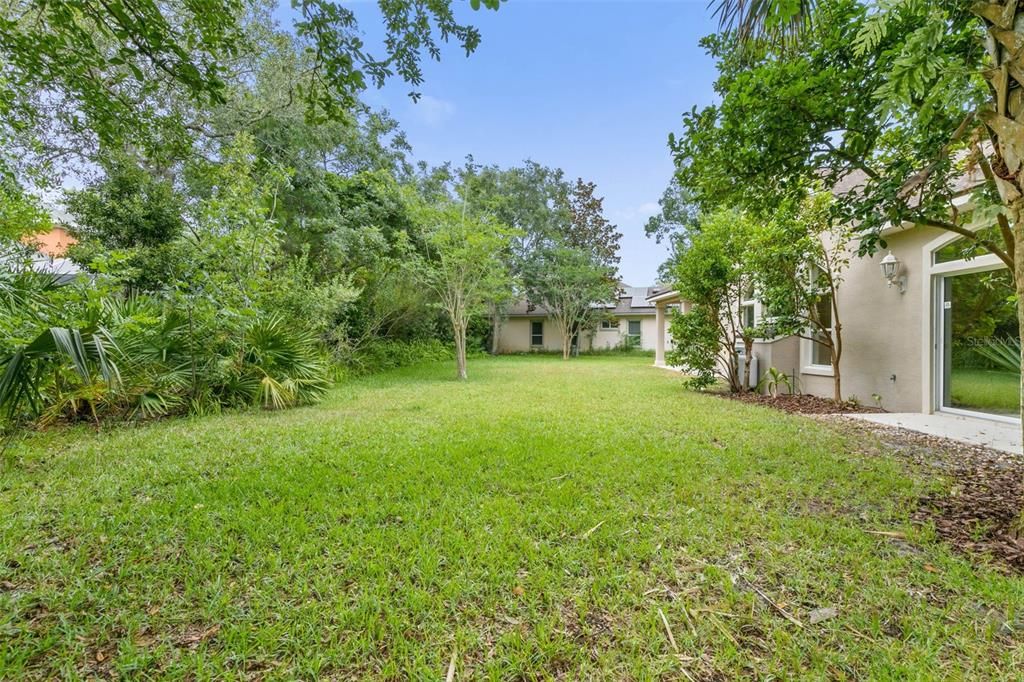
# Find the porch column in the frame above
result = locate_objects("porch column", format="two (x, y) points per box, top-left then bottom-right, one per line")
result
(655, 302), (666, 366)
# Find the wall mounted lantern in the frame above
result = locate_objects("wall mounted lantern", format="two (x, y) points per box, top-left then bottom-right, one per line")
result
(879, 250), (907, 294)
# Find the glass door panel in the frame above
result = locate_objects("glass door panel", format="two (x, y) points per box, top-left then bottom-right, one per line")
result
(940, 269), (1019, 416)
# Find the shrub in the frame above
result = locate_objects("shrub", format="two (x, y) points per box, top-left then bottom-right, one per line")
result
(345, 338), (453, 376)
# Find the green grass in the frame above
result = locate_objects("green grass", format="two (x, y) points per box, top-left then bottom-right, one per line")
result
(2, 355), (1022, 679)
(950, 368), (1021, 415)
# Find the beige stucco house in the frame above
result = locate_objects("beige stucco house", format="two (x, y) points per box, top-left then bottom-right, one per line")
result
(651, 180), (1020, 425)
(495, 285), (674, 354)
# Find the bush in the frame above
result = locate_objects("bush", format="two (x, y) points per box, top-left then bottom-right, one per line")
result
(344, 338), (454, 376)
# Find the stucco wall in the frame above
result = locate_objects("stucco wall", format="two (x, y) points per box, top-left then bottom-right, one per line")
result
(775, 225), (944, 412)
(589, 316), (659, 351)
(497, 315), (658, 353)
(751, 336), (801, 388)
(22, 226), (76, 257)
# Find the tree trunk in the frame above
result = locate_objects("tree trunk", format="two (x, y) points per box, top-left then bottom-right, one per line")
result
(454, 321), (467, 381)
(832, 315), (843, 403)
(490, 309), (501, 355)
(1016, 219), (1024, 475)
(831, 352), (839, 401)
(974, 3), (1024, 526)
(741, 337), (753, 392)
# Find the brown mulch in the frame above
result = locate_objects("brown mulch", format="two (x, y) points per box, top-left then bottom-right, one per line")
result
(723, 391), (885, 414)
(822, 416), (1024, 573)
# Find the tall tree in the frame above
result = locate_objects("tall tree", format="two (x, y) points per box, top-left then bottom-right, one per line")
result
(565, 179), (622, 269)
(524, 247), (618, 360)
(668, 209), (758, 392)
(748, 192), (852, 401)
(457, 160), (571, 352)
(411, 201), (512, 380)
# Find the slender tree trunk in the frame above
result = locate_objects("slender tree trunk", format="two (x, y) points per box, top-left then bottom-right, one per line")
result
(741, 336), (752, 392)
(1016, 221), (1024, 481)
(832, 355), (842, 403)
(832, 314), (843, 403)
(454, 319), (467, 381)
(490, 307), (501, 355)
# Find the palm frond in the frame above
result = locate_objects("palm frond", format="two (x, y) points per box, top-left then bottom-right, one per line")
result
(0, 326), (121, 420)
(711, 0), (817, 45)
(974, 338), (1021, 373)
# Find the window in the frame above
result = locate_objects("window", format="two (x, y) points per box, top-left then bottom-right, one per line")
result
(600, 319), (620, 330)
(627, 320), (641, 345)
(741, 282), (756, 330)
(530, 320), (544, 347)
(810, 294), (833, 366)
(742, 303), (756, 330)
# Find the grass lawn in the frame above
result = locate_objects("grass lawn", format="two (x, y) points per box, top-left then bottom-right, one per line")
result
(950, 368), (1021, 415)
(2, 355), (1022, 679)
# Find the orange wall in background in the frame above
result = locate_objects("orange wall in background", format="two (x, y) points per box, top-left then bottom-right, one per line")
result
(22, 225), (76, 257)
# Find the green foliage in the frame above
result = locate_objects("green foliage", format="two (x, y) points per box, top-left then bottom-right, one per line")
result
(232, 315), (330, 410)
(667, 304), (722, 390)
(0, 0), (499, 190)
(675, 0), (984, 252)
(973, 337), (1021, 374)
(523, 246), (618, 360)
(65, 156), (187, 290)
(668, 209), (758, 392)
(345, 338), (454, 376)
(0, 179), (48, 240)
(712, 0), (817, 45)
(757, 366), (795, 398)
(0, 325), (120, 423)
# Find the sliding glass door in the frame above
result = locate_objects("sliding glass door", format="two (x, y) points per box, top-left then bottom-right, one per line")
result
(938, 268), (1019, 417)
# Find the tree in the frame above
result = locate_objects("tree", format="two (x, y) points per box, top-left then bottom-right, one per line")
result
(748, 192), (852, 401)
(0, 0), (499, 189)
(644, 176), (700, 281)
(456, 160), (570, 352)
(668, 209), (758, 392)
(412, 201), (512, 380)
(565, 179), (622, 268)
(65, 155), (187, 291)
(524, 247), (618, 360)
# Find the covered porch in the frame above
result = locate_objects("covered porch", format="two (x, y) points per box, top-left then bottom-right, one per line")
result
(645, 288), (686, 367)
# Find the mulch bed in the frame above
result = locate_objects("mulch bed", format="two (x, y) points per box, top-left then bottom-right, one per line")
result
(723, 391), (885, 414)
(822, 417), (1024, 573)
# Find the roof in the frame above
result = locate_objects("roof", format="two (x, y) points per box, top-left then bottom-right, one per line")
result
(507, 284), (668, 317)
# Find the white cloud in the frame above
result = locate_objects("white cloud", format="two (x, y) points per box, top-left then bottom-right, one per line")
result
(411, 95), (456, 127)
(637, 201), (660, 217)
(611, 201), (661, 224)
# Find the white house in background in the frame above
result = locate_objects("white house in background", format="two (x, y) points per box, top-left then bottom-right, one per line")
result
(495, 285), (676, 354)
(650, 166), (1023, 431)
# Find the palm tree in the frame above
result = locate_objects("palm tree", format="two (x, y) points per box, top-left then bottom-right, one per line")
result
(711, 0), (816, 44)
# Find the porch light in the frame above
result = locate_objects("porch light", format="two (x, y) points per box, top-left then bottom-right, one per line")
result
(879, 251), (906, 293)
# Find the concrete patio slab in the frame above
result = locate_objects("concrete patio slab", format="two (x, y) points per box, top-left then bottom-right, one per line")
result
(845, 412), (1021, 455)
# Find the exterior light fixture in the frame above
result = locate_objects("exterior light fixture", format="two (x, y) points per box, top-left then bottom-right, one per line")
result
(879, 250), (906, 294)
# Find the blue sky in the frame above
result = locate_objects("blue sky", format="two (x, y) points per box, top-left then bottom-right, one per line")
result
(343, 1), (721, 285)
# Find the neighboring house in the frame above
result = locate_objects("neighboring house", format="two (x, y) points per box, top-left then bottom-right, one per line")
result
(22, 224), (76, 257)
(496, 285), (674, 354)
(15, 223), (83, 284)
(653, 165), (1022, 425)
